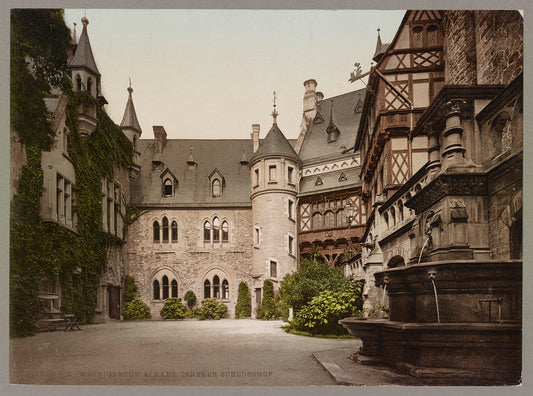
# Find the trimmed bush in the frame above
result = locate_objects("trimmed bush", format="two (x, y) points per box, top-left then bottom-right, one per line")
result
(291, 283), (364, 335)
(197, 298), (228, 320)
(183, 290), (197, 308)
(122, 298), (151, 320)
(123, 275), (137, 305)
(257, 279), (279, 320)
(160, 298), (188, 319)
(235, 281), (251, 318)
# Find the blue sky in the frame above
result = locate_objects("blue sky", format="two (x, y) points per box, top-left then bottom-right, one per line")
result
(64, 9), (405, 140)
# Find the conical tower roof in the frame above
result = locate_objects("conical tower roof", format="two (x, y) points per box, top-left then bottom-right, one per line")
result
(69, 17), (100, 75)
(120, 85), (142, 134)
(251, 123), (298, 163)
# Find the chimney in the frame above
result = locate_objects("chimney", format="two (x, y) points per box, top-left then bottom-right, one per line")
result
(153, 126), (167, 153)
(251, 124), (260, 153)
(303, 79), (318, 118)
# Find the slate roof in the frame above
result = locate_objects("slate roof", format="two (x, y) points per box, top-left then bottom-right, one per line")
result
(299, 167), (361, 197)
(298, 89), (366, 165)
(68, 18), (100, 75)
(120, 87), (142, 133)
(251, 123), (299, 163)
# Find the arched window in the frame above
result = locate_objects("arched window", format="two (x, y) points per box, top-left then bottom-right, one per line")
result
(222, 221), (229, 242)
(87, 77), (93, 95)
(204, 279), (211, 299)
(312, 212), (323, 229)
(171, 221), (178, 243)
(427, 25), (438, 46)
(222, 279), (229, 300)
(153, 279), (160, 300)
(384, 212), (389, 228)
(213, 218), (220, 243)
(76, 74), (82, 91)
(204, 221), (211, 242)
(398, 201), (404, 221)
(390, 207), (396, 226)
(153, 221), (160, 243)
(412, 26), (423, 47)
(213, 276), (220, 299)
(212, 179), (221, 197)
(162, 217), (169, 243)
(324, 211), (335, 228)
(163, 178), (173, 197)
(162, 275), (169, 299)
(171, 279), (178, 298)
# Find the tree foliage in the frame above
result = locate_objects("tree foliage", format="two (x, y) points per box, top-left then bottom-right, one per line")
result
(122, 298), (151, 321)
(257, 280), (279, 320)
(123, 275), (137, 305)
(197, 298), (228, 320)
(183, 290), (197, 308)
(235, 281), (251, 318)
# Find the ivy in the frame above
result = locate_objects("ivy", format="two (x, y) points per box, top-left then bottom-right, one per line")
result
(10, 10), (134, 336)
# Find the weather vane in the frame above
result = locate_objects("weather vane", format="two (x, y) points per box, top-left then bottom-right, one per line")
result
(272, 91), (279, 123)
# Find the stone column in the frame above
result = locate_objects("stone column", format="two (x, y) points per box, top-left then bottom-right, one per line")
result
(441, 99), (467, 168)
(425, 123), (441, 175)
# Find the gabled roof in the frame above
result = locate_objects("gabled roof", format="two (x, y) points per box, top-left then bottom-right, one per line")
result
(131, 139), (254, 207)
(120, 86), (142, 133)
(251, 123), (298, 163)
(68, 17), (100, 75)
(299, 89), (366, 164)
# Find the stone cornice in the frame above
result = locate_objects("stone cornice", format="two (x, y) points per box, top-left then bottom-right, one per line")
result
(405, 172), (488, 214)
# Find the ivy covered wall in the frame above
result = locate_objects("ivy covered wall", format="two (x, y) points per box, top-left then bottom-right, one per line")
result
(10, 9), (133, 337)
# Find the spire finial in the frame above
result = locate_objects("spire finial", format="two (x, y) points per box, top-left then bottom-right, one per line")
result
(271, 91), (279, 124)
(128, 77), (133, 94)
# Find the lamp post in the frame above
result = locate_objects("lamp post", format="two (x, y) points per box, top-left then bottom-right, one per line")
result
(345, 202), (354, 259)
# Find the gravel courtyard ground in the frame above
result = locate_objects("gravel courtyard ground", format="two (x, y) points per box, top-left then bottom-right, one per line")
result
(10, 319), (360, 386)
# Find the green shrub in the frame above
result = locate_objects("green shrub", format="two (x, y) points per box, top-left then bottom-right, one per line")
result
(290, 283), (364, 335)
(235, 281), (251, 318)
(257, 280), (280, 320)
(123, 275), (137, 304)
(197, 298), (228, 320)
(160, 298), (188, 319)
(122, 298), (151, 320)
(183, 290), (197, 308)
(278, 246), (362, 321)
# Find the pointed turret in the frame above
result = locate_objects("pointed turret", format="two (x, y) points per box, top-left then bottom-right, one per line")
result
(120, 83), (142, 138)
(69, 17), (100, 76)
(372, 28), (390, 63)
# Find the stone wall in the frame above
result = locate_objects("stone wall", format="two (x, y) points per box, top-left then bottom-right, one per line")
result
(127, 208), (254, 318)
(475, 11), (523, 86)
(443, 11), (477, 85)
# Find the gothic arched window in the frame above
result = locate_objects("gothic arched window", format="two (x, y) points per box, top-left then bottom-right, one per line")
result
(162, 217), (169, 243)
(153, 221), (160, 243)
(222, 221), (229, 242)
(324, 211), (335, 228)
(153, 279), (160, 300)
(162, 275), (169, 299)
(87, 77), (93, 95)
(213, 218), (220, 243)
(163, 178), (173, 197)
(171, 279), (178, 298)
(222, 279), (229, 299)
(312, 212), (323, 229)
(213, 276), (220, 299)
(76, 74), (82, 91)
(204, 279), (211, 299)
(171, 221), (178, 243)
(204, 221), (211, 242)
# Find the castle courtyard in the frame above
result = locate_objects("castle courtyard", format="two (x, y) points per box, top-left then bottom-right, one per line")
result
(10, 319), (357, 386)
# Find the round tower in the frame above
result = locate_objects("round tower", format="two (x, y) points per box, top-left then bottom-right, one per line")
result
(249, 108), (300, 317)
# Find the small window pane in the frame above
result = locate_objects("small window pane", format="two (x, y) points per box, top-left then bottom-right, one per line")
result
(213, 218), (220, 243)
(269, 165), (276, 181)
(222, 221), (228, 242)
(171, 221), (178, 243)
(162, 217), (169, 243)
(162, 275), (169, 299)
(171, 280), (178, 298)
(212, 179), (221, 197)
(204, 280), (211, 299)
(270, 261), (277, 278)
(153, 221), (160, 242)
(164, 179), (173, 196)
(222, 280), (229, 299)
(213, 276), (220, 298)
(204, 221), (211, 242)
(153, 280), (160, 300)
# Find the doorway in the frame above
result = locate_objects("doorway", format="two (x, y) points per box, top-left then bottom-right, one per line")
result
(108, 286), (121, 319)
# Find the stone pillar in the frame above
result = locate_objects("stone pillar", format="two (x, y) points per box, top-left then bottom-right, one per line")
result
(425, 123), (441, 176)
(441, 100), (467, 168)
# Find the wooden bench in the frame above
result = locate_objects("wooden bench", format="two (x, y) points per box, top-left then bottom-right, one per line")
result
(40, 318), (67, 332)
(62, 315), (80, 331)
